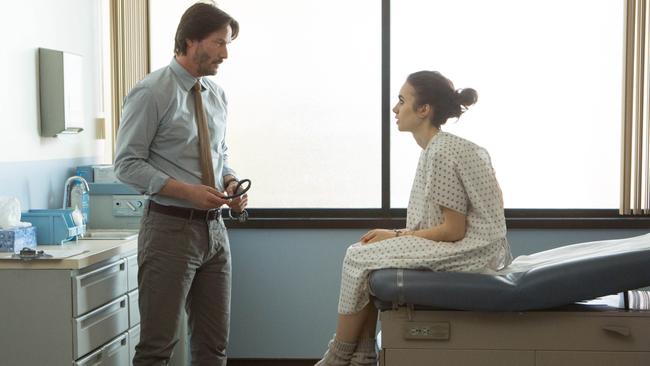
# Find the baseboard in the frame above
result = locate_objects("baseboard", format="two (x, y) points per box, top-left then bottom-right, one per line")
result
(227, 359), (317, 366)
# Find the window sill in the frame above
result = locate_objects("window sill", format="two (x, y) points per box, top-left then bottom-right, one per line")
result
(224, 209), (650, 230)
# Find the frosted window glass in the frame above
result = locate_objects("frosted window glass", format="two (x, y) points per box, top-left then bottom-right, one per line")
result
(150, 0), (382, 208)
(390, 0), (624, 209)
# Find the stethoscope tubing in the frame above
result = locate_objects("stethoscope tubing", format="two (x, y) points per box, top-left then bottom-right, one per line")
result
(222, 179), (251, 200)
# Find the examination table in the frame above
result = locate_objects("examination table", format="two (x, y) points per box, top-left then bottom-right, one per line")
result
(369, 233), (650, 366)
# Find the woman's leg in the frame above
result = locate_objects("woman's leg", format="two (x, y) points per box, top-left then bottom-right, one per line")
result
(315, 303), (378, 366)
(335, 302), (376, 343)
(315, 241), (382, 366)
(358, 302), (378, 340)
(336, 302), (378, 366)
(314, 337), (356, 366)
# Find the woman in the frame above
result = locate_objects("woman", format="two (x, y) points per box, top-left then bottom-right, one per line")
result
(316, 71), (512, 366)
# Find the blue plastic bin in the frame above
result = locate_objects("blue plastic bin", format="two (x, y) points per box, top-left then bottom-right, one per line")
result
(75, 165), (95, 183)
(20, 209), (85, 245)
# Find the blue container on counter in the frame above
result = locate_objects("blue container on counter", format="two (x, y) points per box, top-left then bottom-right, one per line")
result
(20, 209), (84, 245)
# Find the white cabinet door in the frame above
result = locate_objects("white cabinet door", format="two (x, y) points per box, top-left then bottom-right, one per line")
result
(74, 295), (129, 359)
(536, 351), (650, 366)
(75, 333), (130, 366)
(384, 349), (535, 366)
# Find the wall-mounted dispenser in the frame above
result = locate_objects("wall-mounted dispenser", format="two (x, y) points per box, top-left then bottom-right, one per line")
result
(38, 48), (84, 136)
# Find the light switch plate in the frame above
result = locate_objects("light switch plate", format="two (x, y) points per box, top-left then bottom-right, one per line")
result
(112, 195), (145, 217)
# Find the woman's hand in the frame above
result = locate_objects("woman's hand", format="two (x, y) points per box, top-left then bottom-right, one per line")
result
(360, 229), (396, 245)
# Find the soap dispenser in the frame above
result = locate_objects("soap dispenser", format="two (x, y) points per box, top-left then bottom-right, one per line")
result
(38, 48), (84, 136)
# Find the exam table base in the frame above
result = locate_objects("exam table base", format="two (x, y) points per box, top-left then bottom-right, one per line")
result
(379, 307), (650, 366)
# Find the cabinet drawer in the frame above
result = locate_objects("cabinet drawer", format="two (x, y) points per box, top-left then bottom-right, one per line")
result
(74, 332), (130, 366)
(73, 259), (127, 316)
(384, 349), (534, 366)
(380, 309), (650, 351)
(74, 295), (129, 360)
(126, 254), (138, 291)
(128, 289), (140, 327)
(129, 324), (141, 364)
(536, 351), (650, 366)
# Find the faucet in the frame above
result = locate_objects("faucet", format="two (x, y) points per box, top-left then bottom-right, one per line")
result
(62, 175), (90, 209)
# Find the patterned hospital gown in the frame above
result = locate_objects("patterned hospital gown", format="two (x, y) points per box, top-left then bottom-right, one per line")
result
(338, 131), (512, 314)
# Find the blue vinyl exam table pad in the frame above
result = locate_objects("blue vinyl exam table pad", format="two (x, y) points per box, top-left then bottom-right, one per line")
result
(369, 233), (650, 311)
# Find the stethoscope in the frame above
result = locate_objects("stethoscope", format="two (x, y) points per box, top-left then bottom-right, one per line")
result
(223, 179), (251, 222)
(222, 178), (251, 200)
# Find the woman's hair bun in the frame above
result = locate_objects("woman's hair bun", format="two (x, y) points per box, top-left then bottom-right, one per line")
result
(456, 88), (478, 107)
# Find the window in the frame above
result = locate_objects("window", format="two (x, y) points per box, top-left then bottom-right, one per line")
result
(391, 0), (624, 209)
(149, 0), (382, 208)
(143, 0), (648, 227)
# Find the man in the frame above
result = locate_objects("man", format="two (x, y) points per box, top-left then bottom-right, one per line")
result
(114, 3), (246, 365)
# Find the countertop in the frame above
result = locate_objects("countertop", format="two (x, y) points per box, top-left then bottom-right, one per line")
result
(0, 238), (138, 270)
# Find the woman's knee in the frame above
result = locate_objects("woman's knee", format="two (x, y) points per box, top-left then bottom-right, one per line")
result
(344, 243), (366, 265)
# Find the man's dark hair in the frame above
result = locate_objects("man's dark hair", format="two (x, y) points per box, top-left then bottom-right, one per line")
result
(174, 2), (239, 55)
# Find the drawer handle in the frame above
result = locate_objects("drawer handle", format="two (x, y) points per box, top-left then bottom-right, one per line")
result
(76, 259), (126, 286)
(78, 297), (127, 328)
(102, 334), (128, 357)
(602, 325), (631, 336)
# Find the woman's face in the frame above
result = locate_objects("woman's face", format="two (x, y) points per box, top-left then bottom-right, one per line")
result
(392, 82), (421, 132)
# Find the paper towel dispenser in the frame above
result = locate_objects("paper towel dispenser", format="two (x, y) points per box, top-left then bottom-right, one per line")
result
(38, 48), (84, 136)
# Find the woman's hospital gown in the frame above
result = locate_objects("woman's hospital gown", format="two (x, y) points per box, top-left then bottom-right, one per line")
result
(338, 132), (512, 314)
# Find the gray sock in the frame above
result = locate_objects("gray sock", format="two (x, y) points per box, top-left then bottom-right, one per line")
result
(315, 335), (356, 366)
(350, 338), (377, 366)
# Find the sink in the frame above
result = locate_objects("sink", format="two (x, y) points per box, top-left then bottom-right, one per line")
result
(83, 229), (138, 240)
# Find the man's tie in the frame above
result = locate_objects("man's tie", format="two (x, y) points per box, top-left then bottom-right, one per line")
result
(193, 81), (216, 188)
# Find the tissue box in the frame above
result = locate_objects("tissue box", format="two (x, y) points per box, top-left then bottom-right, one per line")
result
(0, 226), (37, 253)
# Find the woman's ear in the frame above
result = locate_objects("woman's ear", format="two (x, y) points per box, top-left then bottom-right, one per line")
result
(418, 104), (433, 119)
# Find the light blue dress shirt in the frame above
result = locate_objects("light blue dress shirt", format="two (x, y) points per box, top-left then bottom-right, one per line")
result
(114, 57), (236, 208)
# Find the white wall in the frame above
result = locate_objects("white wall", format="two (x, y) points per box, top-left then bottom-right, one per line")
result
(0, 0), (104, 163)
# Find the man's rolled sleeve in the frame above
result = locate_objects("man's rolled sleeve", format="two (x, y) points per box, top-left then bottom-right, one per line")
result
(114, 86), (169, 195)
(220, 139), (237, 179)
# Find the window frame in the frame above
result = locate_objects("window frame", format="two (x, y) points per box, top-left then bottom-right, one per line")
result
(224, 208), (650, 229)
(227, 0), (650, 229)
(139, 0), (650, 229)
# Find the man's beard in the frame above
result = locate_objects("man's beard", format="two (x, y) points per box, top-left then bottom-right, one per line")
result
(195, 52), (221, 76)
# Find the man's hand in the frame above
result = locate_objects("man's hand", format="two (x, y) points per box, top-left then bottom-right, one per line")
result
(183, 183), (230, 210)
(225, 182), (248, 213)
(159, 179), (229, 209)
(360, 229), (396, 245)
